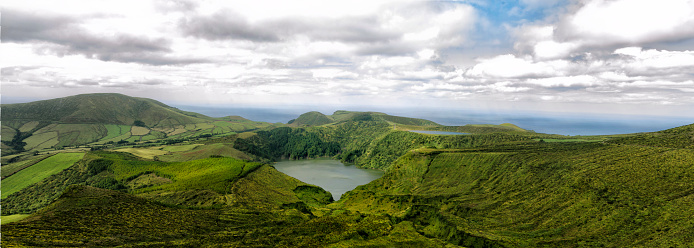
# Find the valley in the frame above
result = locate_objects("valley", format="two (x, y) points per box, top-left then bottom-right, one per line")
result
(2, 93), (694, 247)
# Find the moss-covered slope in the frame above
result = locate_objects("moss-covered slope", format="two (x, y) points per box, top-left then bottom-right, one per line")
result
(337, 142), (694, 247)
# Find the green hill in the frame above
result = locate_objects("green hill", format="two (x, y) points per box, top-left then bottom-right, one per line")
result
(287, 110), (442, 127)
(336, 141), (694, 247)
(0, 94), (277, 155)
(607, 123), (694, 148)
(1, 93), (211, 127)
(330, 110), (441, 126)
(2, 154), (446, 247)
(289, 111), (334, 126)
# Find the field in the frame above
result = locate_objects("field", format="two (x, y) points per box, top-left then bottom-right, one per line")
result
(1, 154), (53, 178)
(534, 138), (604, 142)
(1, 153), (85, 199)
(23, 131), (59, 150)
(99, 124), (130, 141)
(114, 147), (169, 159)
(0, 214), (30, 224)
(18, 121), (39, 132)
(131, 126), (150, 136)
(157, 143), (251, 162)
(160, 144), (203, 152)
(112, 156), (263, 194)
(1, 126), (17, 142)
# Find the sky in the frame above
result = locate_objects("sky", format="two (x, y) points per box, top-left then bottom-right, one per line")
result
(2, 0), (694, 119)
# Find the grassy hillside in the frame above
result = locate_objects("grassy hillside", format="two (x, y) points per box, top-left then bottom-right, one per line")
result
(607, 123), (694, 148)
(1, 94), (279, 154)
(289, 111), (334, 126)
(337, 141), (694, 247)
(2, 184), (452, 247)
(236, 119), (533, 170)
(0, 93), (211, 127)
(330, 110), (441, 126)
(1, 153), (85, 199)
(1, 152), (450, 247)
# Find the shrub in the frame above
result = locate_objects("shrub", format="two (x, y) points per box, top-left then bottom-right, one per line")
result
(87, 159), (113, 175)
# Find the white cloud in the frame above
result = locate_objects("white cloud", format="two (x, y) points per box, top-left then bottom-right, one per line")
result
(615, 47), (694, 69)
(3, 0), (694, 117)
(557, 0), (694, 47)
(465, 54), (568, 78)
(525, 75), (597, 88)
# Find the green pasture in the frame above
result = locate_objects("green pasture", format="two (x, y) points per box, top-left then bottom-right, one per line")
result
(1, 154), (52, 178)
(109, 156), (262, 194)
(160, 144), (203, 152)
(2, 153), (85, 199)
(1, 214), (30, 224)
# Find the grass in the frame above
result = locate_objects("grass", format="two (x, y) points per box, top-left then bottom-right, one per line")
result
(111, 157), (261, 193)
(534, 138), (604, 142)
(338, 142), (694, 246)
(99, 124), (129, 141)
(1, 153), (85, 199)
(114, 147), (169, 159)
(1, 214), (30, 224)
(18, 121), (39, 132)
(53, 124), (106, 147)
(22, 131), (59, 150)
(98, 126), (132, 143)
(160, 144), (203, 152)
(2, 126), (17, 142)
(131, 126), (150, 136)
(1, 154), (53, 178)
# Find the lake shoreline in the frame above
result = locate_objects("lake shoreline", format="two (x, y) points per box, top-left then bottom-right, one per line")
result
(273, 159), (384, 200)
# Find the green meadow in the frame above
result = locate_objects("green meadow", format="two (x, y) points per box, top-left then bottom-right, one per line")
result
(2, 153), (85, 199)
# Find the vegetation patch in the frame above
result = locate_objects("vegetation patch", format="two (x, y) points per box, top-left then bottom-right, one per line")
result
(2, 153), (85, 199)
(127, 173), (172, 190)
(160, 144), (203, 152)
(22, 131), (59, 150)
(1, 154), (53, 179)
(131, 126), (151, 136)
(99, 124), (130, 141)
(18, 121), (39, 132)
(114, 147), (169, 160)
(53, 124), (106, 147)
(2, 126), (18, 142)
(534, 138), (604, 142)
(109, 156), (263, 194)
(0, 214), (30, 225)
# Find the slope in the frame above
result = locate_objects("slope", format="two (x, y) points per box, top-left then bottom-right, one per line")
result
(337, 140), (694, 247)
(1, 93), (211, 127)
(2, 152), (450, 247)
(0, 93), (275, 155)
(289, 111), (334, 126)
(607, 123), (694, 148)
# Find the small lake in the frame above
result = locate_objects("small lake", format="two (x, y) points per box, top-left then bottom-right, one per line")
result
(273, 159), (384, 200)
(408, 130), (469, 135)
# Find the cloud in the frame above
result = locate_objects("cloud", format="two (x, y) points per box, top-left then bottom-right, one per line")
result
(179, 1), (475, 54)
(514, 0), (694, 60)
(3, 9), (207, 65)
(179, 11), (281, 42)
(556, 0), (694, 47)
(2, 0), (693, 116)
(465, 54), (568, 78)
